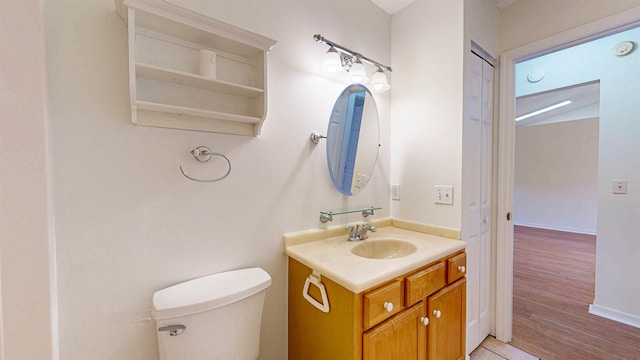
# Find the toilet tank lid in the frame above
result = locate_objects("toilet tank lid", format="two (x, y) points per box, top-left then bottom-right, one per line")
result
(152, 267), (271, 320)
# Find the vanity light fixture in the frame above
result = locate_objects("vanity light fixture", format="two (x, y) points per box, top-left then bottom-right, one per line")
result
(370, 67), (391, 92)
(349, 57), (368, 84)
(322, 46), (342, 73)
(314, 34), (392, 92)
(515, 100), (572, 121)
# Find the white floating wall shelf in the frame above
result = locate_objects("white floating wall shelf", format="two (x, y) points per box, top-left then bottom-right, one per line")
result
(116, 0), (277, 136)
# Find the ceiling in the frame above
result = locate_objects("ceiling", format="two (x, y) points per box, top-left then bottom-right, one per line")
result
(370, 0), (414, 14)
(371, 0), (521, 15)
(515, 81), (600, 127)
(513, 25), (640, 127)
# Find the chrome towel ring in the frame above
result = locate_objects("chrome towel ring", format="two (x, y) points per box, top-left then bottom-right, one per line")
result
(179, 146), (231, 183)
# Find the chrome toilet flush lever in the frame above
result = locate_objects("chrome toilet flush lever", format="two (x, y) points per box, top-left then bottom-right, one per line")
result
(158, 324), (186, 336)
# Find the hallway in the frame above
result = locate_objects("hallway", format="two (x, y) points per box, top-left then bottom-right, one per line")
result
(511, 226), (640, 359)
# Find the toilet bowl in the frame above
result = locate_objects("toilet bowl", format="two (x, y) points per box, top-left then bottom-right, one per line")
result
(152, 267), (271, 360)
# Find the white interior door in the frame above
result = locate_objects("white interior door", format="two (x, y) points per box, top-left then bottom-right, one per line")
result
(463, 52), (493, 353)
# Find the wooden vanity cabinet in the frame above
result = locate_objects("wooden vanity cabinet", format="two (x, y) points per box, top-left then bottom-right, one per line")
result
(288, 251), (466, 360)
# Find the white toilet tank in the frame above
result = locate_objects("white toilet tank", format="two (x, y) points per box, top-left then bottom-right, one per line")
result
(152, 267), (272, 360)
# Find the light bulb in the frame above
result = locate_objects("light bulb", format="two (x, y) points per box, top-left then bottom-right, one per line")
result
(322, 46), (342, 73)
(350, 58), (368, 84)
(370, 68), (390, 92)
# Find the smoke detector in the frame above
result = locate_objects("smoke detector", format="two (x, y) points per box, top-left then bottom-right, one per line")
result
(613, 41), (634, 56)
(527, 68), (545, 83)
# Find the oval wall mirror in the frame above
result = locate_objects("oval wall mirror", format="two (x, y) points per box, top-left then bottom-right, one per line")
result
(326, 84), (380, 196)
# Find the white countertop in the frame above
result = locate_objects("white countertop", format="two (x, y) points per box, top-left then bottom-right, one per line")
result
(284, 226), (466, 293)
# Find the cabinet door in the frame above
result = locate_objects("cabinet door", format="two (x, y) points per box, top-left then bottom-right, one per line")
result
(363, 302), (427, 360)
(427, 279), (466, 360)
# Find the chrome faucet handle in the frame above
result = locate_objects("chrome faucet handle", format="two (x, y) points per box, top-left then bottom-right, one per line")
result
(346, 224), (361, 241)
(358, 224), (377, 240)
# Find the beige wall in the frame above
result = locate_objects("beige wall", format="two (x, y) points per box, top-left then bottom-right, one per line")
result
(514, 119), (599, 234)
(6, 0), (639, 358)
(0, 0), (57, 358)
(391, 0), (465, 228)
(44, 0), (390, 358)
(499, 0), (640, 52)
(390, 0), (498, 230)
(466, 0), (500, 57)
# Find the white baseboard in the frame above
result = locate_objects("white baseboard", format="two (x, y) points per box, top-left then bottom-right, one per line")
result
(589, 304), (640, 329)
(513, 221), (596, 235)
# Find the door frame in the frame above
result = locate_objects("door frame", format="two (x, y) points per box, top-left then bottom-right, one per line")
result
(494, 6), (640, 342)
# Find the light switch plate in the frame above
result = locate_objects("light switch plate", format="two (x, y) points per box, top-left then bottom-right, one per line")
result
(434, 186), (453, 205)
(353, 173), (369, 193)
(391, 184), (401, 200)
(613, 180), (628, 194)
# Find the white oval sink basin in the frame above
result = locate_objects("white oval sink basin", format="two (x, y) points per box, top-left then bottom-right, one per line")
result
(351, 240), (417, 259)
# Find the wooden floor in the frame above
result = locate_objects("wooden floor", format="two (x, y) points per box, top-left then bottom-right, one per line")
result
(511, 226), (640, 359)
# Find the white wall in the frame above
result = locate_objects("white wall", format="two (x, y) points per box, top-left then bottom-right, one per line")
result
(0, 0), (58, 358)
(391, 0), (465, 229)
(505, 4), (640, 325)
(514, 119), (599, 234)
(44, 0), (390, 358)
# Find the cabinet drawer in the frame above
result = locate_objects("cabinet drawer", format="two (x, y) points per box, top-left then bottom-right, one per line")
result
(405, 262), (446, 306)
(447, 252), (467, 283)
(363, 279), (404, 330)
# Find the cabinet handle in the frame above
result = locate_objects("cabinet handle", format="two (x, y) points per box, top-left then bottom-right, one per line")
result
(458, 265), (466, 273)
(420, 316), (429, 326)
(433, 310), (441, 318)
(383, 302), (394, 312)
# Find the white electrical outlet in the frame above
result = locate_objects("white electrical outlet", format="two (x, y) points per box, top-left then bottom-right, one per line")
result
(434, 186), (454, 205)
(613, 180), (628, 194)
(391, 184), (401, 200)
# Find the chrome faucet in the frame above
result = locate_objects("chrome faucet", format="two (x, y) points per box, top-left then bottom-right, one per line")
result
(345, 223), (377, 241)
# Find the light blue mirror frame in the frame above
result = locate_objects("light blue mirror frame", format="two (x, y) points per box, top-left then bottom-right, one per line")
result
(326, 84), (380, 196)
